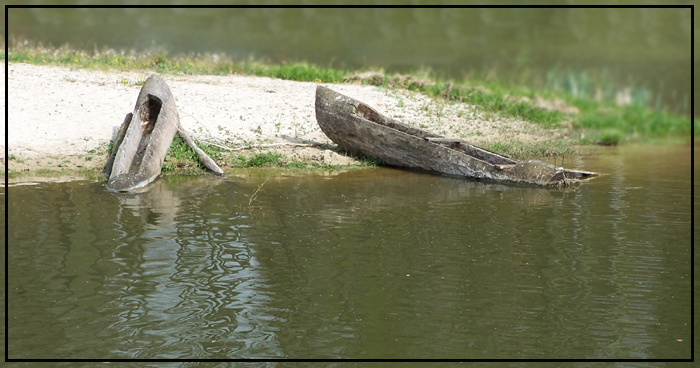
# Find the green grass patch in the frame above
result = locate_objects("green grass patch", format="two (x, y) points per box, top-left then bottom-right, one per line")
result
(149, 136), (373, 175)
(9, 154), (26, 163)
(594, 128), (625, 146)
(241, 152), (283, 167)
(488, 139), (576, 161)
(161, 135), (226, 175)
(7, 41), (348, 83)
(357, 155), (383, 167)
(162, 135), (199, 172)
(449, 87), (563, 129)
(8, 167), (103, 179)
(572, 99), (690, 140)
(227, 151), (294, 168)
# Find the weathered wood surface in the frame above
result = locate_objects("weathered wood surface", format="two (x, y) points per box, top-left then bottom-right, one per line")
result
(314, 86), (597, 186)
(105, 74), (225, 191)
(103, 112), (132, 180)
(177, 125), (224, 176)
(105, 74), (181, 192)
(425, 137), (462, 143)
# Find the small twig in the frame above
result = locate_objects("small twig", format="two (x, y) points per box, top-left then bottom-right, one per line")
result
(233, 142), (316, 151)
(249, 176), (271, 208)
(203, 141), (235, 151)
(177, 108), (218, 141)
(202, 135), (232, 147)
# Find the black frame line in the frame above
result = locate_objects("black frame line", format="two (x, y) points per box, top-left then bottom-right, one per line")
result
(3, 3), (695, 363)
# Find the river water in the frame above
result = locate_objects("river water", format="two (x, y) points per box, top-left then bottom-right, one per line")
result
(5, 6), (693, 117)
(4, 143), (692, 363)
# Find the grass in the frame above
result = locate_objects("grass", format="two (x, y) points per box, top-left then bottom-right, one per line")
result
(5, 41), (348, 84)
(9, 154), (26, 163)
(161, 135), (200, 172)
(159, 137), (375, 175)
(488, 140), (576, 161)
(160, 135), (231, 176)
(417, 83), (564, 129)
(7, 166), (103, 179)
(235, 152), (284, 168)
(595, 128), (625, 146)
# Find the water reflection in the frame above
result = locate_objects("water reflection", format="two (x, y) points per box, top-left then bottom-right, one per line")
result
(8, 177), (285, 359)
(102, 178), (285, 358)
(7, 145), (692, 360)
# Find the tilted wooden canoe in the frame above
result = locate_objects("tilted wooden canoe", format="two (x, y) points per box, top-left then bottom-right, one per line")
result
(104, 74), (224, 192)
(105, 74), (180, 192)
(314, 86), (597, 186)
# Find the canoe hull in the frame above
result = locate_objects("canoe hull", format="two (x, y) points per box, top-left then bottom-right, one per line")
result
(106, 74), (180, 192)
(315, 86), (596, 186)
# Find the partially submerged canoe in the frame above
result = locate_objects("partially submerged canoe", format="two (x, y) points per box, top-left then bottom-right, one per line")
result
(315, 86), (597, 186)
(105, 74), (180, 192)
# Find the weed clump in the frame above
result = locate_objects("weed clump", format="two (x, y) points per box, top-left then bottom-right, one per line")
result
(596, 128), (625, 146)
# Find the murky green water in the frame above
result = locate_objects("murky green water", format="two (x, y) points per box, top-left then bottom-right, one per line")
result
(6, 6), (693, 116)
(4, 144), (692, 362)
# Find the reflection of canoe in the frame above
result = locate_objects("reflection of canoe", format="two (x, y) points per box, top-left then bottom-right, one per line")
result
(105, 75), (180, 192)
(314, 86), (597, 186)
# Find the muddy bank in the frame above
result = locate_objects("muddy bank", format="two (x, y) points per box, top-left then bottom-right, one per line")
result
(6, 63), (564, 175)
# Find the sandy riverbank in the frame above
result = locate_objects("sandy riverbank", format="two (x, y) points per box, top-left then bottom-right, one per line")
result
(6, 62), (558, 175)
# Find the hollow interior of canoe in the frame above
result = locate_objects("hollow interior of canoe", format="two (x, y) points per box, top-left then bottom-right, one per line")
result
(129, 93), (162, 173)
(354, 101), (516, 166)
(356, 103), (437, 140)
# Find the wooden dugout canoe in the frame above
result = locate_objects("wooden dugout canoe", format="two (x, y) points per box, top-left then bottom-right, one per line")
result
(105, 74), (180, 192)
(314, 86), (597, 186)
